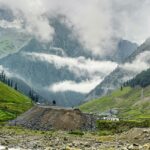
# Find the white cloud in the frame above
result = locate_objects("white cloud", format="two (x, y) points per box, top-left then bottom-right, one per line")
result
(22, 52), (118, 93)
(0, 0), (54, 42)
(1, 0), (150, 95)
(112, 0), (150, 44)
(121, 51), (150, 73)
(23, 52), (118, 79)
(56, 0), (115, 56)
(49, 79), (102, 94)
(1, 0), (150, 56)
(1, 51), (118, 94)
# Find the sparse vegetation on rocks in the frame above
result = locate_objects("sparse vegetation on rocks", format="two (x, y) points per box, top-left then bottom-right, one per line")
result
(0, 125), (149, 150)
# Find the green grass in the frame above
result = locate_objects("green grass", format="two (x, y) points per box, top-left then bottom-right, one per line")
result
(96, 119), (150, 134)
(79, 86), (150, 119)
(68, 130), (84, 136)
(0, 82), (33, 122)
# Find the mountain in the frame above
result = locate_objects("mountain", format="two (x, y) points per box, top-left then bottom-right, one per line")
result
(0, 8), (14, 21)
(50, 18), (92, 58)
(79, 86), (150, 120)
(125, 38), (150, 62)
(0, 8), (30, 58)
(0, 81), (32, 122)
(112, 40), (138, 63)
(0, 18), (90, 106)
(85, 39), (150, 101)
(0, 39), (137, 107)
(0, 9), (138, 106)
(126, 68), (150, 88)
(0, 48), (85, 106)
(0, 28), (30, 58)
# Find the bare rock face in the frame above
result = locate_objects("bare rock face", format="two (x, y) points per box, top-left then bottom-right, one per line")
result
(9, 106), (94, 131)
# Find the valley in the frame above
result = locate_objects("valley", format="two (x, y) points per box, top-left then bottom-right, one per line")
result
(0, 2), (150, 150)
(0, 80), (149, 149)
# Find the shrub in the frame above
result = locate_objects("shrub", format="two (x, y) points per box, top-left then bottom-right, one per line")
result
(68, 130), (84, 136)
(96, 120), (150, 134)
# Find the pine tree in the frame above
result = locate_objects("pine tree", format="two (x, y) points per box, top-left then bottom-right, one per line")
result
(10, 80), (13, 87)
(14, 83), (18, 90)
(52, 100), (56, 105)
(35, 95), (39, 102)
(120, 86), (123, 91)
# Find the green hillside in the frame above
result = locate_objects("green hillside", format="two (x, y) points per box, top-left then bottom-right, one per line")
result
(79, 86), (150, 120)
(0, 82), (33, 122)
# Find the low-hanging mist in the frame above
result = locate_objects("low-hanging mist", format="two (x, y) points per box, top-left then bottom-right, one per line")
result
(23, 52), (118, 93)
(0, 0), (150, 56)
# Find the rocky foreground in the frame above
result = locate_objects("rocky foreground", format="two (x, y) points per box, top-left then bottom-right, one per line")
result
(0, 126), (150, 150)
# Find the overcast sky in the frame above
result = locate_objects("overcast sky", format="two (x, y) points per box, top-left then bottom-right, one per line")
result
(0, 0), (150, 56)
